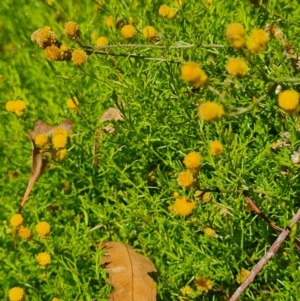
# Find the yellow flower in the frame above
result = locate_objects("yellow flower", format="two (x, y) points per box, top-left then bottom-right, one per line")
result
(183, 152), (202, 171)
(106, 16), (114, 27)
(247, 29), (269, 54)
(181, 62), (208, 88)
(52, 134), (67, 149)
(236, 268), (250, 284)
(180, 285), (194, 295)
(174, 197), (195, 216)
(198, 102), (224, 121)
(278, 90), (299, 114)
(121, 24), (136, 39)
(35, 221), (51, 238)
(54, 149), (67, 161)
(195, 276), (214, 293)
(195, 190), (211, 203)
(37, 252), (51, 267)
(177, 171), (194, 189)
(8, 287), (25, 301)
(226, 58), (248, 77)
(159, 4), (171, 17)
(18, 227), (32, 241)
(203, 227), (217, 237)
(167, 8), (176, 19)
(35, 133), (48, 148)
(31, 26), (57, 48)
(53, 128), (68, 137)
(96, 36), (108, 47)
(210, 141), (223, 155)
(172, 191), (179, 198)
(10, 214), (23, 227)
(67, 97), (79, 113)
(226, 23), (246, 49)
(142, 26), (156, 39)
(64, 21), (80, 41)
(52, 298), (60, 301)
(45, 45), (60, 61)
(6, 227), (13, 234)
(207, 0), (213, 4)
(174, 0), (183, 8)
(14, 100), (26, 116)
(59, 43), (71, 61)
(6, 101), (15, 112)
(71, 48), (88, 66)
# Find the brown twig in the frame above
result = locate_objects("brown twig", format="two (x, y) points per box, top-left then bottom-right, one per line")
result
(229, 207), (300, 301)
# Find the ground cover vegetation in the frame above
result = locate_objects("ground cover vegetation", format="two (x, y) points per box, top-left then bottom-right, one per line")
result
(1, 0), (300, 300)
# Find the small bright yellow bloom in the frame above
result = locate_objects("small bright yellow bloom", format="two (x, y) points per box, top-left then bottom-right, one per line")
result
(35, 133), (48, 148)
(198, 102), (224, 121)
(52, 134), (67, 149)
(31, 26), (57, 48)
(226, 58), (248, 77)
(96, 36), (108, 47)
(18, 226), (32, 241)
(67, 97), (79, 113)
(183, 152), (202, 171)
(180, 285), (194, 295)
(174, 197), (195, 216)
(236, 268), (250, 284)
(181, 62), (208, 88)
(167, 8), (176, 18)
(6, 101), (16, 112)
(210, 141), (223, 155)
(64, 21), (80, 41)
(10, 214), (23, 227)
(14, 100), (26, 116)
(52, 298), (60, 301)
(121, 24), (136, 39)
(177, 171), (194, 189)
(195, 276), (214, 293)
(71, 48), (88, 66)
(142, 26), (156, 39)
(106, 16), (114, 27)
(8, 287), (25, 301)
(278, 90), (299, 114)
(159, 5), (176, 18)
(6, 228), (13, 234)
(226, 23), (246, 49)
(37, 252), (51, 267)
(203, 227), (217, 237)
(35, 221), (51, 238)
(53, 128), (68, 137)
(247, 29), (269, 54)
(45, 45), (60, 61)
(172, 191), (179, 198)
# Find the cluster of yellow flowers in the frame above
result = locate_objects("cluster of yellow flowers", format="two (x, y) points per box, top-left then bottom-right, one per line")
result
(34, 127), (69, 160)
(180, 275), (213, 299)
(158, 4), (177, 19)
(31, 23), (88, 66)
(5, 100), (26, 116)
(226, 22), (269, 54)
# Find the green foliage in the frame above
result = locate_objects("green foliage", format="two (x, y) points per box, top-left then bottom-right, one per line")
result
(1, 0), (300, 300)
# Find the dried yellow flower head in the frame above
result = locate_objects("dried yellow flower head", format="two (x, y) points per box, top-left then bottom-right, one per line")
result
(71, 48), (88, 66)
(247, 29), (269, 54)
(64, 21), (80, 41)
(203, 227), (217, 237)
(142, 26), (156, 39)
(195, 190), (211, 203)
(18, 226), (32, 241)
(183, 152), (202, 171)
(278, 90), (299, 114)
(31, 26), (57, 48)
(37, 252), (51, 267)
(181, 62), (208, 88)
(45, 45), (60, 61)
(226, 58), (248, 77)
(173, 197), (195, 216)
(198, 102), (224, 121)
(59, 43), (71, 61)
(195, 276), (214, 293)
(67, 97), (79, 113)
(8, 287), (25, 301)
(236, 268), (250, 284)
(177, 171), (194, 189)
(106, 16), (114, 27)
(35, 221), (51, 238)
(180, 285), (194, 295)
(10, 214), (23, 227)
(210, 141), (223, 155)
(121, 24), (136, 39)
(96, 36), (108, 47)
(53, 148), (67, 161)
(226, 23), (246, 49)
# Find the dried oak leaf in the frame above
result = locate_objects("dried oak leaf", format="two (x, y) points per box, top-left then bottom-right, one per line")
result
(19, 119), (73, 212)
(101, 241), (157, 301)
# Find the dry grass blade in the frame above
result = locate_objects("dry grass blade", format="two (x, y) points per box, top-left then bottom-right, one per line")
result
(101, 241), (157, 301)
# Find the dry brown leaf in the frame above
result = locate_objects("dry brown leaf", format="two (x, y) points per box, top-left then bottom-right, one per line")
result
(101, 241), (157, 301)
(100, 107), (124, 123)
(19, 119), (73, 212)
